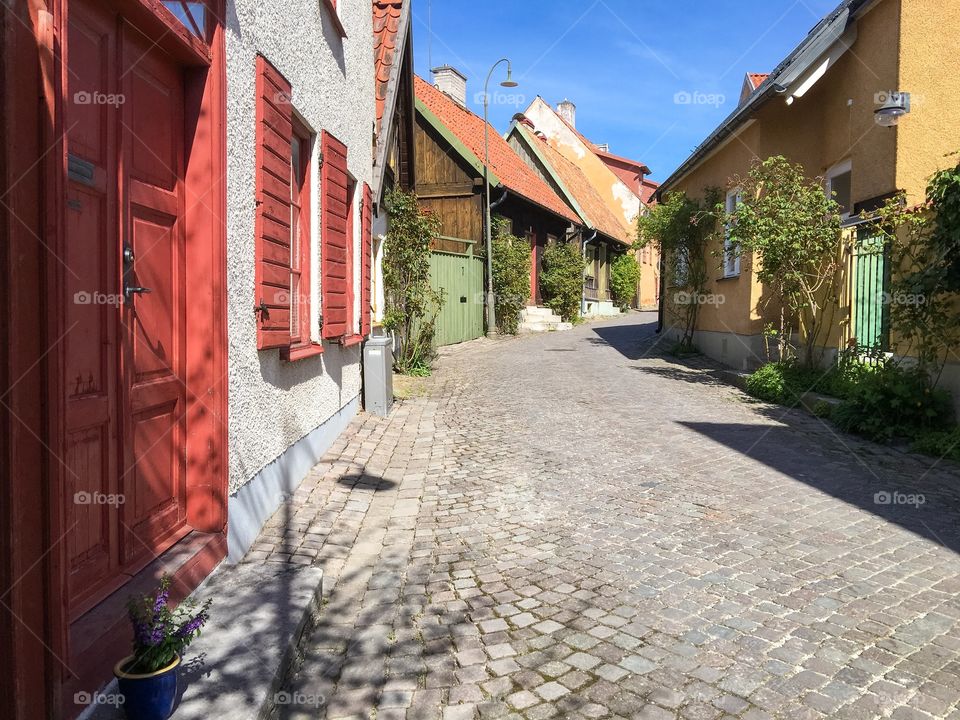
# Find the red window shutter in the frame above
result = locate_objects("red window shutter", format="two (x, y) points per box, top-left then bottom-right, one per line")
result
(321, 131), (350, 339)
(254, 55), (294, 349)
(360, 182), (373, 337)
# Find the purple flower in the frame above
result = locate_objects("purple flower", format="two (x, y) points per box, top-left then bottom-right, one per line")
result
(174, 610), (208, 639)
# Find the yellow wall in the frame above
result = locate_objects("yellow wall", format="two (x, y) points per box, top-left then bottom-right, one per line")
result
(667, 0), (907, 343)
(895, 0), (960, 203)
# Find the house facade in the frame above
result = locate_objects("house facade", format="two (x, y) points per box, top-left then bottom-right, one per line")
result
(1, 0), (380, 716)
(522, 97), (660, 312)
(224, 0), (376, 561)
(506, 119), (634, 313)
(655, 0), (960, 410)
(414, 70), (581, 335)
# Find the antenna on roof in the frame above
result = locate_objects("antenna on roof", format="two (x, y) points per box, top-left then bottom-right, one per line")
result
(428, 0), (433, 70)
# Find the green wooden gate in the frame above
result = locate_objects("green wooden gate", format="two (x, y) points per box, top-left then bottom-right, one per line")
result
(852, 225), (890, 350)
(429, 249), (484, 347)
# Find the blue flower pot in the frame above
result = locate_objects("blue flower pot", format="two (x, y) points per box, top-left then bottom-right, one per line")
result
(114, 654), (180, 720)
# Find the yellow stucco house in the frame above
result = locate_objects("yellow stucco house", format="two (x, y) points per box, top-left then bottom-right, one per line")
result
(655, 0), (960, 407)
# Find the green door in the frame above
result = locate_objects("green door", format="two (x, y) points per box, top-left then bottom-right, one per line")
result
(430, 250), (484, 346)
(853, 226), (889, 351)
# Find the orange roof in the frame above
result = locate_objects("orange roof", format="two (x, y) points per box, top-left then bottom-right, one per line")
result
(515, 125), (631, 245)
(747, 72), (770, 90)
(414, 76), (579, 224)
(373, 1), (404, 137)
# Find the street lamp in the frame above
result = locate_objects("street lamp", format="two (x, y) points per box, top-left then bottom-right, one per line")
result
(483, 58), (518, 337)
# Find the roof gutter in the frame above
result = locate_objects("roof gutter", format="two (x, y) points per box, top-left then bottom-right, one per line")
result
(656, 0), (871, 198)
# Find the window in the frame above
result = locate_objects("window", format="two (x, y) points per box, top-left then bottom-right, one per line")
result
(724, 188), (742, 277)
(321, 131), (362, 344)
(162, 1), (206, 39)
(826, 160), (853, 219)
(254, 55), (324, 359)
(288, 122), (312, 347)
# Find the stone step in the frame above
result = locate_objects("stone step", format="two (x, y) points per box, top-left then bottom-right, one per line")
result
(85, 560), (323, 720)
(519, 320), (573, 333)
(520, 306), (563, 323)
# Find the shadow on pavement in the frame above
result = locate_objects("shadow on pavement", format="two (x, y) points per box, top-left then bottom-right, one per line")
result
(679, 419), (960, 556)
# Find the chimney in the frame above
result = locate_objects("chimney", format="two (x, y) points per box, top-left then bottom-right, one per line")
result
(557, 98), (576, 127)
(431, 65), (468, 108)
(595, 143), (610, 153)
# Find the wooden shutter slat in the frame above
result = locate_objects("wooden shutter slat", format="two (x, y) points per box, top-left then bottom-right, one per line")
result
(255, 54), (294, 350)
(361, 182), (372, 337)
(321, 130), (350, 339)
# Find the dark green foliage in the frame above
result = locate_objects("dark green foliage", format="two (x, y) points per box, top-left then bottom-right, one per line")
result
(540, 242), (586, 321)
(724, 156), (844, 366)
(832, 362), (954, 443)
(491, 217), (531, 335)
(874, 157), (960, 373)
(927, 156), (960, 292)
(745, 362), (826, 407)
(911, 428), (960, 463)
(382, 189), (444, 375)
(637, 189), (719, 351)
(609, 253), (640, 311)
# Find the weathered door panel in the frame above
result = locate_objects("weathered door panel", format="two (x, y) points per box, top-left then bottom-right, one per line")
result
(853, 226), (889, 351)
(429, 251), (483, 346)
(64, 0), (121, 619)
(119, 27), (189, 568)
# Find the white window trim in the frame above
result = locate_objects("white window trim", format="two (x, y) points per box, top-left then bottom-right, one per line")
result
(826, 159), (853, 221)
(724, 188), (742, 278)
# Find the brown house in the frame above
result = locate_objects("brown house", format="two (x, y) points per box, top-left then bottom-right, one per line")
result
(414, 70), (581, 313)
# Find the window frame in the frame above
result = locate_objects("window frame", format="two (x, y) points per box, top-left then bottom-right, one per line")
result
(287, 117), (314, 351)
(723, 188), (742, 278)
(826, 159), (853, 221)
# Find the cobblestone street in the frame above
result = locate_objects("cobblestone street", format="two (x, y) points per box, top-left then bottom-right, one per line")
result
(268, 312), (960, 720)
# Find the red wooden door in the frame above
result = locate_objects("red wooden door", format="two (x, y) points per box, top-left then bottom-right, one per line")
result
(64, 2), (188, 618)
(118, 25), (189, 568)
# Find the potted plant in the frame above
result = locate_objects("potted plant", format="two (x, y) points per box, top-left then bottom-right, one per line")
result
(114, 576), (211, 720)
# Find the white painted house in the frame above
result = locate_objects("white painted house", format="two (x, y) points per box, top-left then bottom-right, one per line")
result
(224, 0), (377, 560)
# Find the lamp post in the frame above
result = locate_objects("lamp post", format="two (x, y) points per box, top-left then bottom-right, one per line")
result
(483, 58), (518, 337)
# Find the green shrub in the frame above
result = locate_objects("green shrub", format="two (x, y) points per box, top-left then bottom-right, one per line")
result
(382, 189), (443, 374)
(540, 242), (586, 321)
(609, 254), (640, 311)
(832, 362), (954, 443)
(745, 362), (825, 407)
(490, 217), (531, 335)
(911, 428), (960, 462)
(812, 400), (834, 419)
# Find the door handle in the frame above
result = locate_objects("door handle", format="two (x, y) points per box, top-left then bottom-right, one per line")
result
(124, 285), (152, 302)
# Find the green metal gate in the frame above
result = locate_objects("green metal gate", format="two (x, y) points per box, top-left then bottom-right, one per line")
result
(429, 249), (484, 347)
(852, 225), (890, 351)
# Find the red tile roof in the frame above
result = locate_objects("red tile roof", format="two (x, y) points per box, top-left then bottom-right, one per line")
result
(516, 126), (631, 245)
(414, 76), (579, 224)
(373, 1), (404, 137)
(747, 72), (770, 90)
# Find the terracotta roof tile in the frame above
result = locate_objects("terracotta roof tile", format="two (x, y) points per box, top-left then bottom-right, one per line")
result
(373, 1), (404, 136)
(415, 76), (579, 224)
(517, 126), (631, 245)
(747, 72), (770, 90)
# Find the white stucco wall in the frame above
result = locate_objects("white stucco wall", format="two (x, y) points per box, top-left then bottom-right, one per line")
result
(225, 0), (374, 493)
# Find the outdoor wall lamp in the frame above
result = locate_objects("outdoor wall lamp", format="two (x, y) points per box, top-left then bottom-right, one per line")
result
(875, 91), (911, 127)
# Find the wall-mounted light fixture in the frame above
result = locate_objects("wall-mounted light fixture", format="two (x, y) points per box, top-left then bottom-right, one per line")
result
(875, 91), (911, 127)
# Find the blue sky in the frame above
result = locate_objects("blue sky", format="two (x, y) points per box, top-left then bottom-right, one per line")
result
(410, 0), (840, 182)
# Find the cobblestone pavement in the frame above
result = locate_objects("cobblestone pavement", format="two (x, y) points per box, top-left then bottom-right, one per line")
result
(267, 312), (960, 720)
